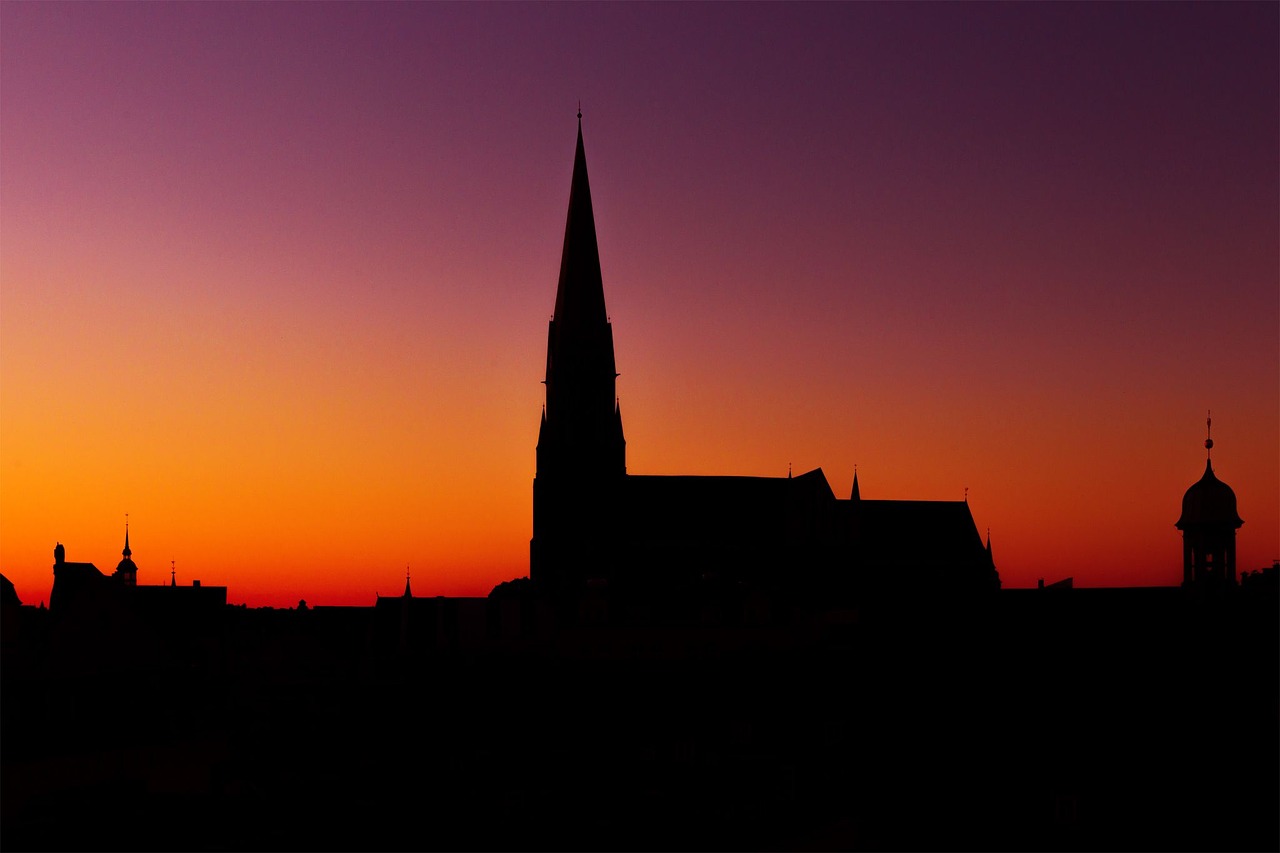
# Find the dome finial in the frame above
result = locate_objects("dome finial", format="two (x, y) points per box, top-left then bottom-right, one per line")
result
(1205, 409), (1213, 459)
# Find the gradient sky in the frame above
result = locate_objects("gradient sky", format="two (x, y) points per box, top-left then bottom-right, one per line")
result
(2, 2), (1276, 607)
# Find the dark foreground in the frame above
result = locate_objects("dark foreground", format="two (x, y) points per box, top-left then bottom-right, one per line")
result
(3, 586), (1277, 852)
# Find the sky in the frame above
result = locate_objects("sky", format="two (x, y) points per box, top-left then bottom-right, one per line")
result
(2, 2), (1276, 607)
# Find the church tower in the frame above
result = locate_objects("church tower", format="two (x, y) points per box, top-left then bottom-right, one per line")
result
(113, 518), (138, 587)
(531, 113), (627, 589)
(1176, 413), (1243, 586)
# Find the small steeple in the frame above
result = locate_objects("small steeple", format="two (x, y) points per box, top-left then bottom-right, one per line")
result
(171, 559), (176, 587)
(850, 466), (860, 501)
(113, 514), (138, 586)
(403, 566), (412, 598)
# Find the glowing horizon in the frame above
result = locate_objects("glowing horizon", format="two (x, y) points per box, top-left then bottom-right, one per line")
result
(2, 3), (1276, 607)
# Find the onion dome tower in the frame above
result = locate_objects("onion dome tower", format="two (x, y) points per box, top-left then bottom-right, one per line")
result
(1176, 413), (1243, 586)
(113, 516), (138, 587)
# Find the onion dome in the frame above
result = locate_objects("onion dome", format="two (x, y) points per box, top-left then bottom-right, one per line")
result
(1176, 459), (1243, 529)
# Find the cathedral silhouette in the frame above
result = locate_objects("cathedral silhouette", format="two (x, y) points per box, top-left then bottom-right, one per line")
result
(3, 117), (1276, 853)
(531, 116), (999, 597)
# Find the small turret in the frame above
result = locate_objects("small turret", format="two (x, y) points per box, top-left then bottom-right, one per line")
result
(1176, 413), (1243, 586)
(113, 516), (138, 587)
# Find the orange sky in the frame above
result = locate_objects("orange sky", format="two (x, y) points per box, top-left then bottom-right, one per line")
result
(2, 3), (1276, 607)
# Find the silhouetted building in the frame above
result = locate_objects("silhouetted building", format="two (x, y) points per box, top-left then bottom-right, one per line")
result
(531, 117), (998, 597)
(112, 522), (137, 586)
(49, 541), (114, 613)
(47, 536), (227, 674)
(1176, 413), (1243, 586)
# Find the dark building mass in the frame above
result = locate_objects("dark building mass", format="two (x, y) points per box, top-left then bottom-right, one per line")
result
(532, 117), (998, 598)
(1, 122), (1275, 853)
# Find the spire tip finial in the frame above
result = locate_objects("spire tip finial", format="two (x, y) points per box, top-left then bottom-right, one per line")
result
(577, 100), (582, 121)
(1205, 409), (1214, 458)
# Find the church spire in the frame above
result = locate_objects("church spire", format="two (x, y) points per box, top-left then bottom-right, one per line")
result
(552, 113), (608, 336)
(851, 466), (860, 501)
(531, 115), (627, 588)
(403, 566), (412, 598)
(535, 114), (625, 479)
(113, 514), (138, 586)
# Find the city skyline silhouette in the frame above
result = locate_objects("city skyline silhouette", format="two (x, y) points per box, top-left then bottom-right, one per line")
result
(1, 6), (1276, 601)
(2, 6), (1278, 850)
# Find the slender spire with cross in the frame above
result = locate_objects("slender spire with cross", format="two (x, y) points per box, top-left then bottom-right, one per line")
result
(171, 559), (176, 586)
(1205, 409), (1213, 459)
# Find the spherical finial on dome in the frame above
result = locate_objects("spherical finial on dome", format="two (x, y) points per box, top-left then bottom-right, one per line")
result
(1177, 414), (1243, 531)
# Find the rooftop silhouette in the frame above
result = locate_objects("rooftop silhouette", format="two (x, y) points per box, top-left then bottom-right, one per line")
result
(1, 118), (1275, 853)
(531, 118), (998, 599)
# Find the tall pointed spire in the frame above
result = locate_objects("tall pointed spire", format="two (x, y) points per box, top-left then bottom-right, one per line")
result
(403, 566), (412, 598)
(536, 113), (625, 478)
(552, 112), (609, 337)
(851, 466), (860, 501)
(531, 115), (627, 588)
(123, 514), (131, 558)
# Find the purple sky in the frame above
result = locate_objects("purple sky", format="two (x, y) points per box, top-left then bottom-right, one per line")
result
(2, 2), (1276, 604)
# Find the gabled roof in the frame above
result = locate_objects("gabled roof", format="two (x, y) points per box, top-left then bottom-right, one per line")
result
(1, 573), (20, 607)
(851, 499), (988, 568)
(622, 469), (835, 540)
(57, 561), (105, 579)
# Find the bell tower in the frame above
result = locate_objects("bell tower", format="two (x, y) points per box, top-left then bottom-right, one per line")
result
(531, 113), (626, 590)
(1176, 413), (1243, 586)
